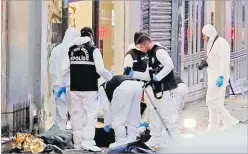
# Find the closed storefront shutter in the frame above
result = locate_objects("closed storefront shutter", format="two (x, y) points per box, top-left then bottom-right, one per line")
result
(141, 0), (172, 54)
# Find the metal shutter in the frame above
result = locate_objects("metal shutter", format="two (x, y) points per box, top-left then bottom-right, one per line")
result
(142, 0), (172, 54)
(184, 0), (189, 54)
(142, 0), (150, 34)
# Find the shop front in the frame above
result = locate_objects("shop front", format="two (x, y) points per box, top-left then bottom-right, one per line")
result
(68, 0), (115, 71)
(41, 0), (141, 130)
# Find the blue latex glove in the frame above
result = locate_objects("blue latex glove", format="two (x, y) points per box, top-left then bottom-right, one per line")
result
(129, 68), (134, 77)
(152, 74), (159, 82)
(140, 122), (149, 128)
(57, 87), (66, 98)
(111, 70), (114, 76)
(216, 76), (224, 87)
(104, 125), (111, 132)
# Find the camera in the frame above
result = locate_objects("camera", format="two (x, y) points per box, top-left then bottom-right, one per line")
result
(198, 59), (208, 70)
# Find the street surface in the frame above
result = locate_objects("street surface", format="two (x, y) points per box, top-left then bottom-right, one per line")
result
(44, 94), (248, 153)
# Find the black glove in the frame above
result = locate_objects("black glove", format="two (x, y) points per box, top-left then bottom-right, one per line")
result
(123, 66), (132, 75)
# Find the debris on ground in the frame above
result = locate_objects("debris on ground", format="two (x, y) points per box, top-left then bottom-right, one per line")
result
(10, 133), (46, 153)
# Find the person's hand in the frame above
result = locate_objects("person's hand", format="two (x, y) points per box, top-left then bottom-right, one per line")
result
(111, 70), (114, 76)
(140, 122), (149, 128)
(152, 74), (159, 82)
(129, 68), (134, 77)
(124, 67), (134, 77)
(104, 125), (111, 132)
(216, 76), (224, 87)
(57, 87), (66, 98)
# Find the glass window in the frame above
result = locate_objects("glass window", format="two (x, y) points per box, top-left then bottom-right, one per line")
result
(242, 1), (245, 50)
(191, 1), (195, 54)
(69, 1), (92, 30)
(48, 0), (63, 45)
(184, 0), (189, 55)
(200, 0), (205, 51)
(196, 1), (198, 53)
(99, 1), (114, 71)
(231, 1), (235, 52)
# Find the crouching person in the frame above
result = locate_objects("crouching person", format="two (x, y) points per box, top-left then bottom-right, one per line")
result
(98, 75), (143, 148)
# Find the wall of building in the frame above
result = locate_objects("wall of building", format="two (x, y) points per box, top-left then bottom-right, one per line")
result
(7, 0), (41, 106)
(1, 0), (7, 115)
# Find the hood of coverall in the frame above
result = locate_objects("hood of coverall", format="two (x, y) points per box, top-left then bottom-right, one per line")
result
(62, 27), (81, 44)
(126, 43), (141, 54)
(202, 24), (218, 39)
(72, 36), (92, 46)
(49, 27), (80, 87)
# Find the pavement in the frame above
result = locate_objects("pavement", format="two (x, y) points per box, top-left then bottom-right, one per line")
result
(155, 93), (248, 153)
(3, 94), (246, 153)
(178, 93), (248, 134)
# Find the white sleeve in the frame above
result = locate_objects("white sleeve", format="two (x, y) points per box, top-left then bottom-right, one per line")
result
(217, 41), (230, 78)
(124, 54), (134, 67)
(58, 51), (70, 87)
(93, 49), (112, 81)
(98, 86), (112, 126)
(155, 49), (174, 81)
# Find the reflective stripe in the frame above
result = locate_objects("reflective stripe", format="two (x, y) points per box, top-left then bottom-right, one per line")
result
(133, 60), (138, 62)
(70, 61), (95, 65)
(149, 67), (153, 70)
(141, 57), (149, 60)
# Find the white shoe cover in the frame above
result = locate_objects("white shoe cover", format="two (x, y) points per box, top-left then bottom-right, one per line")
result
(81, 144), (103, 152)
(221, 119), (239, 131)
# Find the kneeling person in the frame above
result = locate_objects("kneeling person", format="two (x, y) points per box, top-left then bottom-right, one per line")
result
(98, 75), (143, 148)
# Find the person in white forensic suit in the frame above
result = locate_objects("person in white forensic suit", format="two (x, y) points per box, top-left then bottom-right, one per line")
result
(201, 24), (239, 131)
(138, 76), (188, 144)
(98, 75), (143, 148)
(125, 33), (180, 150)
(49, 27), (80, 131)
(57, 27), (112, 152)
(175, 76), (188, 112)
(124, 32), (153, 133)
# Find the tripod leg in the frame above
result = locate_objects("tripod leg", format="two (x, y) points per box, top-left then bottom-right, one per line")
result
(144, 89), (173, 140)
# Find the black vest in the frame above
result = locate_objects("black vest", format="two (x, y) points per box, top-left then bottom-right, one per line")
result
(175, 76), (184, 85)
(147, 44), (178, 99)
(125, 49), (148, 72)
(101, 75), (134, 102)
(68, 42), (100, 91)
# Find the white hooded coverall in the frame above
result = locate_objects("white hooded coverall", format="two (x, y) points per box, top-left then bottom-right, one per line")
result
(58, 36), (112, 151)
(176, 82), (188, 112)
(99, 80), (143, 148)
(202, 24), (239, 131)
(130, 44), (180, 148)
(49, 27), (80, 130)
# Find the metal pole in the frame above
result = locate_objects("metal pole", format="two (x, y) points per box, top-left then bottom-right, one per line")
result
(171, 0), (179, 72)
(92, 0), (99, 47)
(143, 88), (173, 140)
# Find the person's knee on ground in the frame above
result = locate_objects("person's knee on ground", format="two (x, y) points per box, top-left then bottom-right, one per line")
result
(109, 126), (127, 148)
(176, 83), (188, 111)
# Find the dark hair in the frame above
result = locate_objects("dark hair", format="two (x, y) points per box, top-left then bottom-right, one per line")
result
(81, 27), (94, 37)
(133, 32), (150, 44)
(134, 32), (144, 43)
(135, 34), (151, 45)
